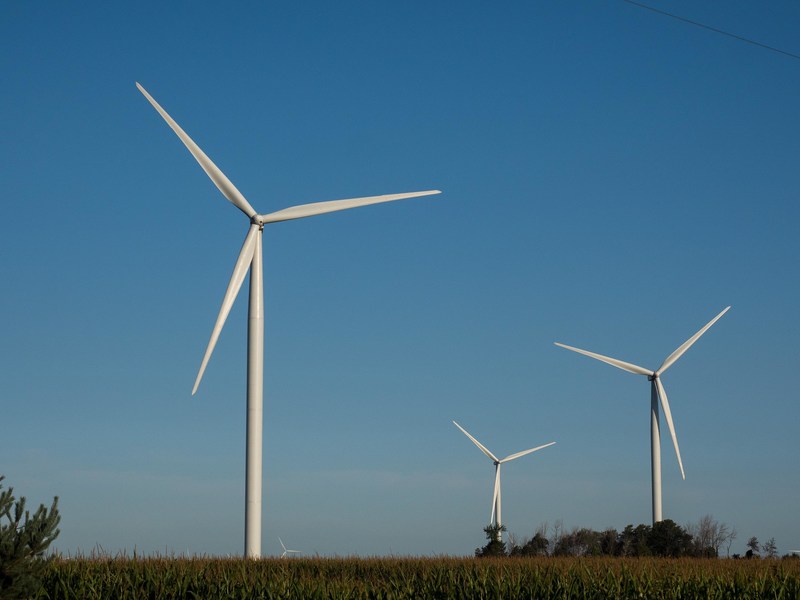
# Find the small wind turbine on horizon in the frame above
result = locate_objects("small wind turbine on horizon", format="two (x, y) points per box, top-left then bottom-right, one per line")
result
(554, 306), (730, 524)
(279, 537), (301, 558)
(453, 421), (555, 540)
(137, 82), (440, 559)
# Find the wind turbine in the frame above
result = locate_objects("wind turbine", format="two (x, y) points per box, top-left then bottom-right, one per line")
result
(554, 306), (730, 524)
(279, 537), (301, 558)
(137, 83), (440, 558)
(452, 421), (555, 540)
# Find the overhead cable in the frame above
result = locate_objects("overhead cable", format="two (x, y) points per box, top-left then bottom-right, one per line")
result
(622, 0), (800, 61)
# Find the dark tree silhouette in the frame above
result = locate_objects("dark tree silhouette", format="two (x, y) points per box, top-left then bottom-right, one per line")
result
(746, 536), (760, 559)
(475, 524), (507, 557)
(649, 519), (693, 557)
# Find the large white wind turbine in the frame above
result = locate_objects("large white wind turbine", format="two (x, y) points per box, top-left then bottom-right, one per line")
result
(453, 421), (555, 540)
(555, 306), (730, 524)
(137, 83), (440, 558)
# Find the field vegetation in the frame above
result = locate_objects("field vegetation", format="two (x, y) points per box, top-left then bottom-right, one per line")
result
(4, 476), (798, 599)
(32, 555), (800, 599)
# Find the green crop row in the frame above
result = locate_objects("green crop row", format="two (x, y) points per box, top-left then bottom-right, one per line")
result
(34, 556), (800, 600)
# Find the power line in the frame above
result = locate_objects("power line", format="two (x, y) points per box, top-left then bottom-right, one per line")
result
(622, 0), (800, 61)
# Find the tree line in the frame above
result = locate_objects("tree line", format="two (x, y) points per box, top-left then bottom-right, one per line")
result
(477, 516), (788, 559)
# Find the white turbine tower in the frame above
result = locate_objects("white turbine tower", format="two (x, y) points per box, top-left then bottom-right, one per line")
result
(453, 421), (555, 540)
(555, 306), (730, 524)
(279, 537), (301, 558)
(137, 83), (440, 558)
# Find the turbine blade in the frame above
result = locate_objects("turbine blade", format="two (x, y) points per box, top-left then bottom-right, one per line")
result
(501, 441), (556, 463)
(279, 537), (287, 552)
(655, 377), (685, 480)
(192, 225), (259, 394)
(452, 421), (499, 463)
(490, 466), (500, 524)
(554, 342), (652, 376)
(259, 190), (441, 224)
(136, 83), (258, 219)
(657, 307), (731, 375)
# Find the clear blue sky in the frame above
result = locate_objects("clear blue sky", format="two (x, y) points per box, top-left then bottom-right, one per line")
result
(2, 1), (798, 557)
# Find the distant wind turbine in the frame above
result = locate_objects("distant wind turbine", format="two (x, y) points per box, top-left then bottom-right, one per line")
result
(555, 306), (730, 524)
(137, 82), (440, 558)
(279, 537), (301, 558)
(453, 421), (555, 540)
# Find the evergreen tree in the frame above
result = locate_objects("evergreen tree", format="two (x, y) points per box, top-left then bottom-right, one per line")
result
(0, 475), (61, 599)
(620, 524), (652, 557)
(520, 532), (550, 556)
(475, 524), (507, 557)
(648, 519), (693, 557)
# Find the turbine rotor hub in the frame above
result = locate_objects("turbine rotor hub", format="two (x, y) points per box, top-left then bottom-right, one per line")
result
(250, 215), (265, 228)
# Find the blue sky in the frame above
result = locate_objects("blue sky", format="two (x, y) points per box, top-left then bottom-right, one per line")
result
(2, 1), (798, 557)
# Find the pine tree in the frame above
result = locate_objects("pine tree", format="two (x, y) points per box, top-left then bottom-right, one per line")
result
(475, 524), (507, 557)
(0, 475), (61, 599)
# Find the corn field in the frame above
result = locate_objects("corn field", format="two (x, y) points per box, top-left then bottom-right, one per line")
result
(35, 556), (800, 599)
